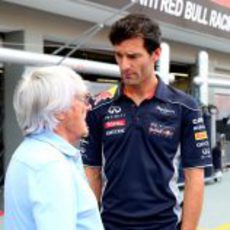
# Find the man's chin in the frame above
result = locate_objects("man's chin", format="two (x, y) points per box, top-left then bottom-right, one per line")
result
(122, 78), (138, 86)
(81, 128), (89, 138)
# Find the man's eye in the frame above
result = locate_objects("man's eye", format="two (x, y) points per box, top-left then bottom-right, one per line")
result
(115, 53), (122, 59)
(128, 54), (139, 59)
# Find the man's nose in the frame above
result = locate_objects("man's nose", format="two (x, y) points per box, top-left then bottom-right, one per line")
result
(120, 57), (130, 70)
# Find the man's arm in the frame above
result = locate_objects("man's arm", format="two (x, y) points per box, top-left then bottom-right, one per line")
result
(85, 166), (103, 202)
(181, 168), (205, 230)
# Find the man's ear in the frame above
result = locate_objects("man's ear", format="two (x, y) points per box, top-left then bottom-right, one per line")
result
(55, 112), (66, 121)
(152, 47), (161, 62)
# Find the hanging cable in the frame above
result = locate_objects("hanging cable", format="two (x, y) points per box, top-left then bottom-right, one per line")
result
(55, 0), (138, 65)
(52, 24), (100, 55)
(55, 24), (104, 64)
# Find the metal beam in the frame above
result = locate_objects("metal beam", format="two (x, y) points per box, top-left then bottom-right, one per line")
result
(0, 47), (120, 77)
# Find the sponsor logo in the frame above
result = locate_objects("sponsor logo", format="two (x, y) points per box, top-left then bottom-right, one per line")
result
(149, 122), (175, 138)
(104, 119), (126, 129)
(106, 128), (125, 136)
(193, 124), (206, 131)
(104, 113), (126, 121)
(108, 106), (122, 114)
(192, 117), (204, 125)
(196, 140), (210, 148)
(202, 148), (211, 155)
(195, 131), (208, 140)
(93, 90), (114, 106)
(156, 105), (176, 116)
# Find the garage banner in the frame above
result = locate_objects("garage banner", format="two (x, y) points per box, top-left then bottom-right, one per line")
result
(91, 0), (230, 40)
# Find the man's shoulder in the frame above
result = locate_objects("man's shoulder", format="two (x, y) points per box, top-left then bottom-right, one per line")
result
(13, 138), (64, 171)
(91, 85), (118, 110)
(165, 85), (199, 111)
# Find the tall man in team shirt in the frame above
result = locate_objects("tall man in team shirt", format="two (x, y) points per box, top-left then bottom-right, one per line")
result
(81, 13), (212, 230)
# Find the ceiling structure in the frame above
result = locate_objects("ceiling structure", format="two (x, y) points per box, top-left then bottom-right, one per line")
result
(1, 0), (230, 53)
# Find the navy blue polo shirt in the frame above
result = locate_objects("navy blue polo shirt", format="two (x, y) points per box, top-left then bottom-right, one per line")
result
(81, 78), (212, 230)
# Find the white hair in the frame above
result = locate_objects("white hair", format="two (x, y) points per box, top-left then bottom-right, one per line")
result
(13, 65), (87, 135)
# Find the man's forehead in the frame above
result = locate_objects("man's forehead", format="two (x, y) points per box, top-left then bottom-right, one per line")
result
(114, 50), (141, 54)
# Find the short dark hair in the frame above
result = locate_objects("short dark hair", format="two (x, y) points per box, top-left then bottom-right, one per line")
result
(109, 13), (162, 54)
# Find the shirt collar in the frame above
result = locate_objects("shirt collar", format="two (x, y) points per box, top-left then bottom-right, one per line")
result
(28, 130), (80, 158)
(154, 76), (171, 102)
(114, 75), (170, 102)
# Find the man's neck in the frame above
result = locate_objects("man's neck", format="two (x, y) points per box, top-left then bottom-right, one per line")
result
(123, 76), (158, 106)
(54, 126), (79, 146)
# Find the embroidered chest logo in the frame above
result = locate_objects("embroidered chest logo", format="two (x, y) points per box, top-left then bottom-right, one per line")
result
(149, 122), (175, 138)
(105, 105), (126, 122)
(104, 105), (126, 136)
(104, 119), (126, 129)
(155, 105), (176, 118)
(108, 106), (122, 114)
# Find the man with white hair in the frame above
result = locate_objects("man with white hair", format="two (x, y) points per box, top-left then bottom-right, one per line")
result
(4, 66), (104, 230)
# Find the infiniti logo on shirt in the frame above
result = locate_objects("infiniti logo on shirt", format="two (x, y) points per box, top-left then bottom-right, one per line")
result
(108, 106), (122, 114)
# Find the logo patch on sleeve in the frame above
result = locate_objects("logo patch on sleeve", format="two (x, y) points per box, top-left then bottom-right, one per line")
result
(194, 131), (208, 140)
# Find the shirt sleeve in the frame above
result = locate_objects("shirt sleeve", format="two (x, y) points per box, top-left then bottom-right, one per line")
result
(29, 161), (77, 230)
(81, 109), (103, 167)
(181, 102), (213, 168)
